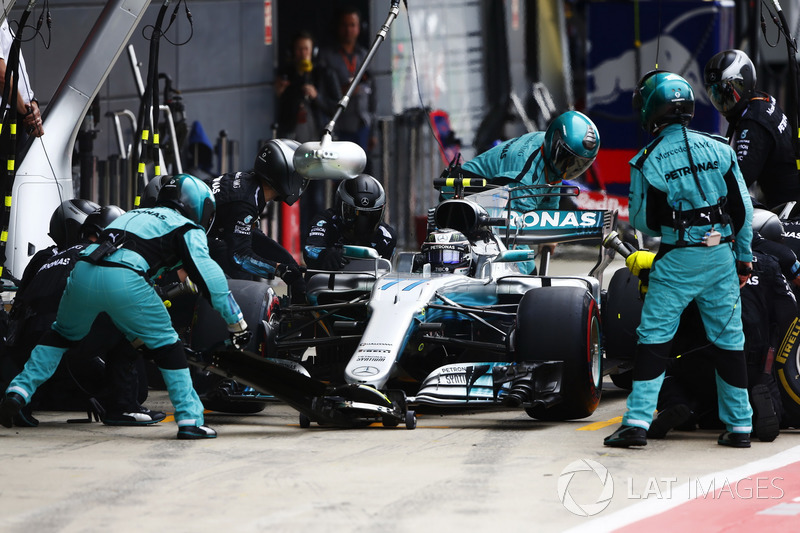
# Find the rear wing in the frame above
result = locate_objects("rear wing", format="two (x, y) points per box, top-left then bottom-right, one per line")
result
(460, 185), (615, 246)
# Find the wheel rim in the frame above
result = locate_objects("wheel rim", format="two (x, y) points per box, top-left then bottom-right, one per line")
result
(589, 314), (601, 388)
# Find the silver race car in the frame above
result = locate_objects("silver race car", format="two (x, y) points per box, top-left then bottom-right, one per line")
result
(190, 180), (636, 429)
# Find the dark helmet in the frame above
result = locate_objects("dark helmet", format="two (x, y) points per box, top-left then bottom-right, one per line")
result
(336, 174), (386, 237)
(421, 228), (472, 274)
(156, 173), (216, 230)
(633, 70), (695, 134)
(704, 49), (757, 118)
(140, 175), (171, 208)
(253, 138), (307, 206)
(753, 208), (784, 242)
(80, 205), (126, 240)
(542, 110), (600, 183)
(48, 198), (101, 248)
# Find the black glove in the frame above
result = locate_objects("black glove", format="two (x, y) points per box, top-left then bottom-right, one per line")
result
(326, 247), (350, 270)
(276, 263), (303, 285)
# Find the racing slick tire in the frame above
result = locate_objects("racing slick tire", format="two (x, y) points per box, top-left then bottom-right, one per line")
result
(516, 286), (602, 421)
(190, 280), (278, 414)
(776, 342), (800, 428)
(603, 268), (642, 390)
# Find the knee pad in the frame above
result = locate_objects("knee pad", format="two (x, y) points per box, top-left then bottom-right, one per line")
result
(711, 346), (748, 389)
(632, 342), (672, 382)
(146, 341), (188, 370)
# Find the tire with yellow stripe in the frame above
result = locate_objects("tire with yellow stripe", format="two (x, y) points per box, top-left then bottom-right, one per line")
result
(775, 319), (800, 426)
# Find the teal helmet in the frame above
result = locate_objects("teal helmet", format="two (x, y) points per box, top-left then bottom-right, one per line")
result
(157, 173), (216, 230)
(633, 70), (695, 134)
(542, 110), (600, 183)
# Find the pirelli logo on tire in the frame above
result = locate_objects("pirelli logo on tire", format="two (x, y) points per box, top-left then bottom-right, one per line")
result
(776, 318), (800, 365)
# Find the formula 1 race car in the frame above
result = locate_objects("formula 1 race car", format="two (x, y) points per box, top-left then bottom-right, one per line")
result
(186, 179), (638, 429)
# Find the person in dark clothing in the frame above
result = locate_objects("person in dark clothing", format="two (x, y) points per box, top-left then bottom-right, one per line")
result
(14, 199), (101, 285)
(704, 50), (800, 208)
(648, 247), (797, 441)
(275, 30), (340, 246)
(1, 205), (167, 427)
(318, 5), (376, 152)
(205, 139), (307, 302)
(275, 30), (339, 143)
(303, 173), (395, 271)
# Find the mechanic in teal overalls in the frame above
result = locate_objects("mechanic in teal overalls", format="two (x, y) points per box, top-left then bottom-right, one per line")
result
(461, 110), (600, 273)
(604, 71), (755, 449)
(462, 110), (600, 212)
(0, 175), (249, 440)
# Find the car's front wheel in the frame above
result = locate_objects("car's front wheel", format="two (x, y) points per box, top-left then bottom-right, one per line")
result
(515, 286), (602, 420)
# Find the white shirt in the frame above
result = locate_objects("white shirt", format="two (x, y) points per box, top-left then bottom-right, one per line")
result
(0, 19), (35, 106)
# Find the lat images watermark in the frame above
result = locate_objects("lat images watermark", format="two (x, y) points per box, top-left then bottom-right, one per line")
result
(558, 459), (786, 516)
(558, 459), (614, 517)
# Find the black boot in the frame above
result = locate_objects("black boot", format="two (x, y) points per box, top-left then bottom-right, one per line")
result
(177, 425), (217, 440)
(750, 383), (779, 442)
(647, 404), (693, 439)
(718, 431), (751, 448)
(0, 392), (25, 428)
(604, 425), (647, 447)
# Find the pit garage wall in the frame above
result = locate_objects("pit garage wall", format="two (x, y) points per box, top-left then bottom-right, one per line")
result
(18, 0), (276, 175)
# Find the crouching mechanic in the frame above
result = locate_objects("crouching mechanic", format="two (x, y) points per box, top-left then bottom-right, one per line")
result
(1, 205), (168, 427)
(303, 173), (396, 270)
(604, 70), (754, 449)
(206, 139), (307, 302)
(0, 175), (249, 440)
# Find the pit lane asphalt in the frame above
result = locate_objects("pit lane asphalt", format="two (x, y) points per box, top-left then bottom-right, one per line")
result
(2, 246), (799, 533)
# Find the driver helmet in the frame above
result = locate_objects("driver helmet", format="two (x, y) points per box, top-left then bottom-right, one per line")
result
(80, 205), (126, 241)
(421, 228), (472, 274)
(704, 49), (757, 118)
(253, 138), (308, 206)
(633, 70), (695, 134)
(337, 174), (386, 237)
(156, 173), (216, 230)
(542, 110), (600, 183)
(48, 198), (101, 248)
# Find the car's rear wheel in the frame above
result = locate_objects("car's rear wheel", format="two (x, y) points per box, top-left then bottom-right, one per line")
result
(603, 268), (642, 390)
(516, 286), (602, 420)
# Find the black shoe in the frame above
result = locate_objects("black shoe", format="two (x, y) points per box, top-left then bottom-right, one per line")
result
(0, 392), (25, 428)
(13, 403), (39, 427)
(750, 384), (779, 442)
(604, 425), (647, 447)
(103, 407), (167, 426)
(718, 431), (751, 448)
(177, 425), (217, 440)
(647, 404), (693, 439)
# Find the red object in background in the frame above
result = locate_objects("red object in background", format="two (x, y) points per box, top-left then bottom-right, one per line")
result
(263, 1), (273, 45)
(429, 109), (461, 166)
(280, 203), (301, 262)
(574, 148), (638, 221)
